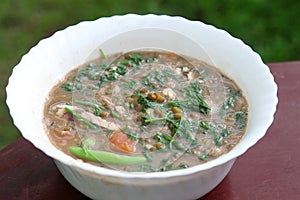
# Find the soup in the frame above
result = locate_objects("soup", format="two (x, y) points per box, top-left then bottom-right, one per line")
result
(43, 50), (248, 172)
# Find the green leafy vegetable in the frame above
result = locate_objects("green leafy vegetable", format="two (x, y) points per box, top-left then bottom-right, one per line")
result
(178, 163), (189, 169)
(141, 70), (179, 89)
(116, 64), (127, 75)
(198, 120), (231, 146)
(164, 82), (210, 114)
(154, 132), (184, 150)
(235, 112), (247, 129)
(72, 53), (143, 91)
(219, 86), (242, 116)
(165, 99), (189, 109)
(120, 80), (137, 89)
(74, 99), (103, 116)
(199, 153), (210, 161)
(137, 95), (162, 112)
(125, 53), (142, 66)
(183, 82), (211, 114)
(61, 83), (74, 92)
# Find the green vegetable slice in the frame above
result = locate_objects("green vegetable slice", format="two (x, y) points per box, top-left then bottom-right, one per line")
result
(64, 107), (99, 130)
(69, 146), (147, 165)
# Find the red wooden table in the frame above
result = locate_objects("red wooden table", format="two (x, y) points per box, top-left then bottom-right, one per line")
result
(1, 61), (300, 200)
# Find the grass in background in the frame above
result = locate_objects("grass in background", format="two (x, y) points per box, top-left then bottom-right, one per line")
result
(1, 0), (299, 149)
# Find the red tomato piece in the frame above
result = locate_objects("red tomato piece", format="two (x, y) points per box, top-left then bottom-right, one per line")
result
(109, 131), (137, 153)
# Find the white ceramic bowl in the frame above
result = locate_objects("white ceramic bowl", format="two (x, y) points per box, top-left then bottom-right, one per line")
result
(6, 14), (278, 200)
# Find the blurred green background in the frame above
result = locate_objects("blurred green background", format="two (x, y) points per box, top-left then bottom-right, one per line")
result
(1, 0), (299, 150)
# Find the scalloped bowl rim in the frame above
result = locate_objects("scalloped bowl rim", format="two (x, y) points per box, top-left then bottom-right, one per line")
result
(6, 14), (278, 179)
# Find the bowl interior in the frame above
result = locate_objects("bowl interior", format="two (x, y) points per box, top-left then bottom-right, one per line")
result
(86, 28), (213, 64)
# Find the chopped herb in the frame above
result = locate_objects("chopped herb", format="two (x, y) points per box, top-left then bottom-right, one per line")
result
(125, 53), (143, 67)
(145, 56), (158, 63)
(111, 111), (121, 119)
(219, 86), (242, 116)
(175, 120), (195, 140)
(214, 134), (223, 146)
(137, 95), (162, 112)
(153, 133), (163, 142)
(61, 83), (74, 92)
(199, 153), (210, 161)
(141, 70), (179, 89)
(221, 128), (230, 137)
(226, 96), (235, 108)
(159, 161), (173, 171)
(199, 120), (231, 146)
(213, 127), (230, 146)
(108, 71), (117, 80)
(161, 133), (173, 141)
(129, 103), (134, 109)
(99, 48), (106, 59)
(120, 80), (137, 89)
(139, 164), (155, 172)
(199, 121), (210, 130)
(178, 163), (189, 169)
(126, 133), (139, 141)
(166, 99), (189, 109)
(73, 56), (136, 91)
(235, 112), (247, 129)
(186, 82), (211, 114)
(170, 82), (210, 114)
(74, 99), (103, 116)
(116, 64), (127, 75)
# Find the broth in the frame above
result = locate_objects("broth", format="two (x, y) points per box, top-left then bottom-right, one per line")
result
(44, 50), (248, 172)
